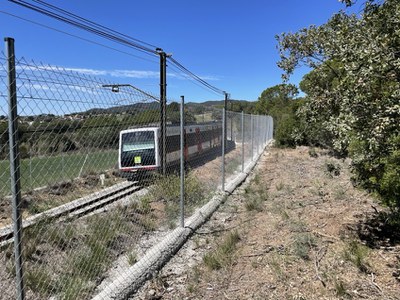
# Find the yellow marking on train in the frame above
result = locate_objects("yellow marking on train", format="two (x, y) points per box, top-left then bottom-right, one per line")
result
(134, 156), (142, 164)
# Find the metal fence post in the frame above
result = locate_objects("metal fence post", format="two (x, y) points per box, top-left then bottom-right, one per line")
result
(180, 95), (185, 227)
(158, 50), (167, 177)
(241, 111), (244, 172)
(230, 108), (233, 141)
(221, 108), (226, 191)
(250, 114), (254, 160)
(256, 115), (259, 156)
(5, 37), (25, 300)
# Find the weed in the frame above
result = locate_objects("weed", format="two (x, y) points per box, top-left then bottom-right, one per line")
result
(324, 160), (341, 177)
(308, 147), (318, 158)
(26, 266), (59, 296)
(281, 210), (290, 220)
(244, 195), (264, 212)
(139, 196), (152, 214)
(140, 217), (157, 231)
(254, 173), (261, 185)
(334, 279), (348, 297)
(164, 201), (179, 228)
(193, 236), (201, 249)
(150, 174), (180, 202)
(5, 258), (16, 277)
(276, 181), (285, 191)
(203, 231), (240, 270)
(27, 201), (49, 214)
(288, 219), (308, 233)
(268, 253), (287, 281)
(342, 240), (370, 272)
(244, 185), (252, 194)
(333, 185), (347, 200)
(22, 219), (52, 260)
(58, 276), (88, 300)
(150, 172), (206, 216)
(46, 224), (76, 249)
(187, 283), (196, 293)
(86, 212), (122, 248)
(185, 173), (207, 207)
(69, 241), (109, 280)
(23, 237), (40, 260)
(292, 233), (316, 260)
(203, 252), (222, 270)
(230, 203), (239, 213)
(127, 251), (138, 265)
(220, 230), (240, 254)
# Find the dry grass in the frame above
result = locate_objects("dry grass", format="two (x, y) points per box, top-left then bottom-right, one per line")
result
(136, 146), (400, 300)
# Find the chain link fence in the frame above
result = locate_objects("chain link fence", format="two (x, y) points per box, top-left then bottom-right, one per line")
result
(0, 40), (273, 300)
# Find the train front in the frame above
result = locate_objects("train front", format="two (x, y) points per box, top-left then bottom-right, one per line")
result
(118, 127), (159, 179)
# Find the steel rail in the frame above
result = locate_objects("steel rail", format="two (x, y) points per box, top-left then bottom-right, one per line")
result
(0, 180), (142, 248)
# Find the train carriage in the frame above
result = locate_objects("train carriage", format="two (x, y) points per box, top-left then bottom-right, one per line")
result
(118, 122), (222, 179)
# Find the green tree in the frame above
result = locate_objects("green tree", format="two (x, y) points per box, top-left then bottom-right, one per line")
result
(255, 84), (302, 147)
(167, 102), (196, 124)
(276, 0), (400, 210)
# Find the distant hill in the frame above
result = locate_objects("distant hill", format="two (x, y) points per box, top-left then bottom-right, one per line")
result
(75, 99), (255, 116)
(186, 99), (255, 113)
(79, 102), (160, 115)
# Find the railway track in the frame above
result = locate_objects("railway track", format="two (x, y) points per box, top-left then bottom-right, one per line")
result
(0, 180), (142, 248)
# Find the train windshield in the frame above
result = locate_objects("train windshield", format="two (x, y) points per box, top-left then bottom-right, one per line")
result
(121, 131), (155, 152)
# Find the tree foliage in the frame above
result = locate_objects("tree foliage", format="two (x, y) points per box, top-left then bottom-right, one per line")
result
(276, 0), (400, 210)
(255, 84), (303, 147)
(167, 102), (196, 124)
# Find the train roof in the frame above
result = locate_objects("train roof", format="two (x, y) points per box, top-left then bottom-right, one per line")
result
(120, 121), (222, 134)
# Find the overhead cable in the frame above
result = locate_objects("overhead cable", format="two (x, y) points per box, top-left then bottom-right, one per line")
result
(0, 10), (159, 65)
(9, 0), (228, 96)
(168, 57), (225, 95)
(9, 0), (158, 55)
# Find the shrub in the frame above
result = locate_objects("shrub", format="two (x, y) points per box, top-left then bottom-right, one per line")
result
(349, 134), (400, 212)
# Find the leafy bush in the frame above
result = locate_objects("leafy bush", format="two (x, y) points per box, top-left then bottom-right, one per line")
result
(349, 134), (400, 211)
(275, 0), (400, 211)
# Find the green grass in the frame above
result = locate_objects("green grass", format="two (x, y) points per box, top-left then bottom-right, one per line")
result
(0, 149), (118, 196)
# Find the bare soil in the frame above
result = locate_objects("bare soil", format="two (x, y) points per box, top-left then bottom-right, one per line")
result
(135, 146), (400, 300)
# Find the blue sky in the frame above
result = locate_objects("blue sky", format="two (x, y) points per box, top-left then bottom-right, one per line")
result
(1, 0), (361, 103)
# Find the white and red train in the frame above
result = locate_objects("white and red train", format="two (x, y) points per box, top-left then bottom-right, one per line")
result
(118, 122), (223, 178)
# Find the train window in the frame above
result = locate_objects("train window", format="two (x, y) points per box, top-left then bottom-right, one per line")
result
(122, 131), (155, 152)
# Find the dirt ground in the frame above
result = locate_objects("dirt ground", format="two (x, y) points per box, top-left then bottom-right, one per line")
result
(135, 146), (400, 300)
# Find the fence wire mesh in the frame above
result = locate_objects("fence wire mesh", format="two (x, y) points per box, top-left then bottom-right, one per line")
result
(0, 50), (273, 300)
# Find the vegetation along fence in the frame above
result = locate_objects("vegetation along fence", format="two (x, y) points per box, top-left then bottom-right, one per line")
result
(0, 38), (273, 299)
